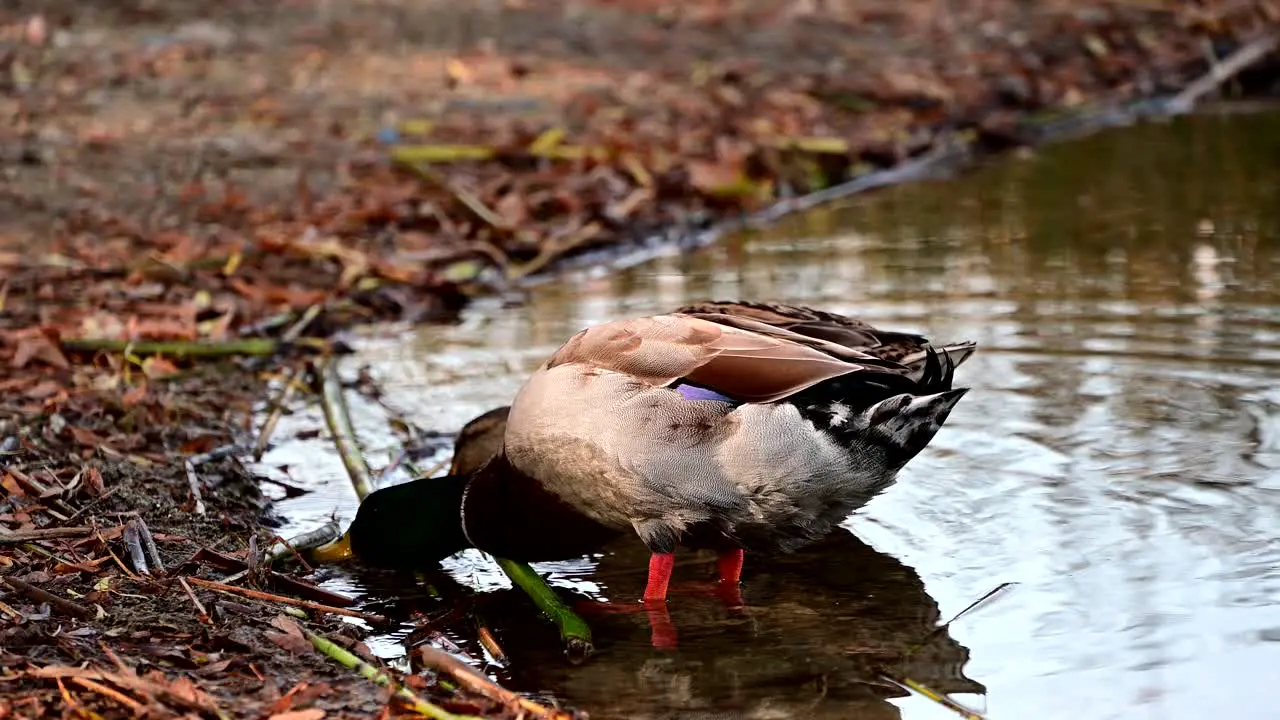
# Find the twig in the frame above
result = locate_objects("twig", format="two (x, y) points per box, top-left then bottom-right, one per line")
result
(253, 367), (302, 461)
(1, 577), (94, 620)
(475, 625), (508, 666)
(190, 444), (248, 466)
(55, 678), (83, 718)
(186, 547), (355, 607)
(183, 460), (206, 516)
(878, 674), (986, 720)
(506, 222), (603, 281)
(178, 577), (211, 625)
(0, 527), (92, 544)
(184, 576), (387, 624)
(60, 338), (289, 357)
(180, 442), (251, 518)
(70, 677), (145, 714)
(122, 521), (149, 576)
(5, 469), (77, 517)
(61, 487), (119, 523)
(414, 646), (572, 720)
(494, 558), (592, 662)
(304, 629), (479, 720)
(378, 449), (409, 481)
(27, 666), (225, 719)
(96, 531), (145, 582)
(403, 163), (512, 231)
(314, 358), (375, 501)
(281, 304), (323, 343)
(1167, 32), (1280, 113)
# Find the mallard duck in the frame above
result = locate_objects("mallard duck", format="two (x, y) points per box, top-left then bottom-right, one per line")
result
(316, 301), (975, 618)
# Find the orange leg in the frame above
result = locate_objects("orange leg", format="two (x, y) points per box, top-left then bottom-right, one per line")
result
(573, 552), (680, 649)
(643, 552), (676, 601)
(573, 549), (746, 649)
(716, 548), (745, 608)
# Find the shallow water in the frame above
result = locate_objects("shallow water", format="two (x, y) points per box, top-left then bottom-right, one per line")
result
(257, 109), (1280, 719)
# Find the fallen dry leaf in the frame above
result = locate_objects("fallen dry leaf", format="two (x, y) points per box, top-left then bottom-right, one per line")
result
(265, 614), (312, 655)
(11, 331), (70, 370)
(141, 356), (181, 379)
(84, 467), (106, 496)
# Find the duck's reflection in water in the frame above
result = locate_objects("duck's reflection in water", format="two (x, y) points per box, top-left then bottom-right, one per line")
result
(472, 530), (985, 720)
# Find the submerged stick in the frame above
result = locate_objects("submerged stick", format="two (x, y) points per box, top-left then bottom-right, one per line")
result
(878, 674), (986, 720)
(315, 358), (375, 501)
(494, 558), (592, 662)
(414, 645), (572, 720)
(305, 629), (479, 720)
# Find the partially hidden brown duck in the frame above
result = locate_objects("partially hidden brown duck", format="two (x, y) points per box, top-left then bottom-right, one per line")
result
(315, 301), (977, 642)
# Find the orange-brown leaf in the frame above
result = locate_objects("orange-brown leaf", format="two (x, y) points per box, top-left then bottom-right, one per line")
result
(12, 332), (70, 370)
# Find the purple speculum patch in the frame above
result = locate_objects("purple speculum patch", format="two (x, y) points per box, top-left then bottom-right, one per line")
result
(674, 383), (736, 403)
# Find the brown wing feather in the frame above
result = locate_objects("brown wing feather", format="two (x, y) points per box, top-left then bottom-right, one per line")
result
(675, 301), (933, 361)
(545, 314), (907, 404)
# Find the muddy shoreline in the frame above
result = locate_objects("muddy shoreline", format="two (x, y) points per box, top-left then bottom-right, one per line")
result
(2, 1), (1277, 717)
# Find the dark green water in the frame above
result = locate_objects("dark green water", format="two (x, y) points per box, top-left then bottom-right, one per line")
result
(259, 108), (1280, 719)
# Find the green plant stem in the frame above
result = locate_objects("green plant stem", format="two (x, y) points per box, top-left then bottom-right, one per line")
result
(494, 557), (593, 661)
(305, 629), (479, 720)
(60, 338), (284, 357)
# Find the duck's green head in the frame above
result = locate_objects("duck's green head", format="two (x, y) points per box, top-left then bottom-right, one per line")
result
(312, 474), (472, 569)
(312, 406), (512, 569)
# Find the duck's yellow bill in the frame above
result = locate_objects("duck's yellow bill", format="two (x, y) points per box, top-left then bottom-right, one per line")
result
(311, 533), (354, 563)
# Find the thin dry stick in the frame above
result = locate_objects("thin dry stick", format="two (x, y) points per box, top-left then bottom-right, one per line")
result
(96, 532), (145, 583)
(55, 677), (84, 718)
(315, 358), (375, 500)
(183, 459), (206, 516)
(414, 646), (572, 720)
(1168, 31), (1280, 112)
(28, 666), (226, 719)
(69, 677), (145, 714)
(1, 577), (94, 620)
(183, 577), (387, 624)
(281, 304), (323, 343)
(404, 163), (512, 231)
(0, 527), (93, 544)
(253, 366), (302, 461)
(178, 577), (211, 624)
